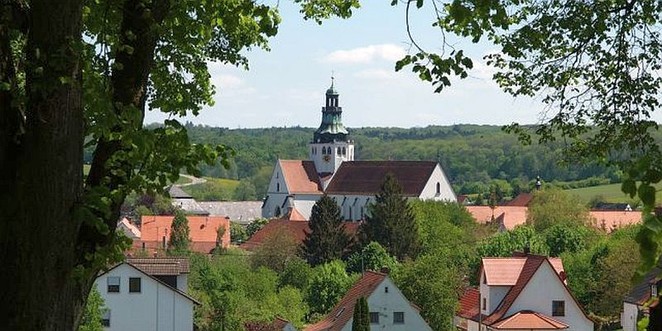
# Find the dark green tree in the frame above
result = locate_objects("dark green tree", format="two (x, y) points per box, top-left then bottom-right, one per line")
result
(351, 297), (369, 331)
(360, 173), (419, 260)
(302, 195), (351, 266)
(169, 209), (191, 253)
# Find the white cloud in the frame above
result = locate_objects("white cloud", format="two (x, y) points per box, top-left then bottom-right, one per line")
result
(353, 69), (397, 80)
(214, 74), (244, 89)
(322, 44), (406, 64)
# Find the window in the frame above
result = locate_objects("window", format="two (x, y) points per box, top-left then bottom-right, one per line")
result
(101, 310), (110, 327)
(653, 284), (659, 298)
(482, 297), (486, 310)
(276, 183), (280, 192)
(337, 147), (341, 155)
(436, 182), (441, 195)
(369, 312), (379, 324)
(393, 312), (405, 324)
(342, 147), (346, 155)
(129, 277), (141, 293)
(552, 300), (565, 316)
(107, 277), (120, 293)
(384, 286), (389, 293)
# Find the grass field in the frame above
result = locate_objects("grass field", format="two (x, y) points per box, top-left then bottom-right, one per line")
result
(565, 182), (662, 204)
(184, 177), (240, 201)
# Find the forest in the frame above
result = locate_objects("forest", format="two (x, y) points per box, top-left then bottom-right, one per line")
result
(126, 123), (629, 199)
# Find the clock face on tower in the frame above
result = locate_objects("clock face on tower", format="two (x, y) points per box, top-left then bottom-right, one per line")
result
(323, 154), (331, 162)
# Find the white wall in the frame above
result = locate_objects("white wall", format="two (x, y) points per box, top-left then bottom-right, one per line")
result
(506, 261), (593, 331)
(418, 164), (456, 202)
(621, 302), (639, 331)
(329, 194), (372, 221)
(339, 277), (431, 331)
(96, 264), (194, 331)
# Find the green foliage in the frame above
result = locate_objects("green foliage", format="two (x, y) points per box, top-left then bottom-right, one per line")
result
(278, 257), (313, 291)
(190, 251), (308, 330)
(361, 174), (419, 260)
(230, 222), (248, 244)
(121, 192), (176, 221)
(543, 224), (591, 257)
(251, 226), (300, 273)
(302, 195), (351, 266)
(168, 209), (190, 253)
(392, 253), (463, 331)
(233, 179), (257, 201)
(306, 260), (357, 317)
(351, 297), (369, 331)
(246, 218), (269, 238)
(78, 287), (107, 331)
(527, 188), (590, 232)
(346, 242), (398, 274)
(184, 178), (240, 201)
(477, 225), (548, 258)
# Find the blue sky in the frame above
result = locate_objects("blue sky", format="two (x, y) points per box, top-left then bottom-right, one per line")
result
(145, 1), (548, 128)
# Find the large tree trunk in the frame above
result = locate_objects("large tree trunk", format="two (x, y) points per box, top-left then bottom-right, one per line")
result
(0, 0), (87, 329)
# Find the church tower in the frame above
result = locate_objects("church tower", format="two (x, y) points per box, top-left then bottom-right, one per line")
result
(309, 78), (354, 175)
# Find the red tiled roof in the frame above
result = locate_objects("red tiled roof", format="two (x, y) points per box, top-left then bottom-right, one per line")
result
(286, 207), (308, 221)
(482, 255), (546, 325)
(280, 160), (323, 194)
(589, 210), (642, 232)
(125, 257), (190, 275)
(491, 311), (568, 329)
(244, 317), (291, 331)
(305, 271), (387, 331)
(457, 288), (480, 320)
(481, 257), (564, 286)
(325, 161), (437, 196)
(505, 193), (534, 207)
(135, 215), (230, 254)
(466, 206), (528, 230)
(240, 219), (360, 251)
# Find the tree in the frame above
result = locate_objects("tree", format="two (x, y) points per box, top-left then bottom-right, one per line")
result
(360, 173), (419, 260)
(306, 260), (357, 317)
(346, 241), (398, 274)
(78, 287), (107, 331)
(169, 209), (191, 253)
(0, 0), (358, 328)
(251, 226), (300, 273)
(233, 179), (257, 201)
(393, 0), (662, 278)
(302, 195), (351, 266)
(477, 225), (548, 258)
(527, 188), (590, 232)
(246, 218), (270, 238)
(351, 297), (369, 331)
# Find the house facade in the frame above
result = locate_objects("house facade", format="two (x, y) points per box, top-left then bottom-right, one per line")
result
(94, 258), (197, 331)
(621, 261), (662, 331)
(456, 254), (593, 331)
(262, 81), (456, 221)
(305, 270), (431, 331)
(135, 215), (231, 254)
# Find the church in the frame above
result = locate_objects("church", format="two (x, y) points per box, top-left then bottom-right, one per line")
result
(261, 80), (457, 221)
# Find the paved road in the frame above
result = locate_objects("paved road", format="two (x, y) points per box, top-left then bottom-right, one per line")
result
(176, 174), (207, 187)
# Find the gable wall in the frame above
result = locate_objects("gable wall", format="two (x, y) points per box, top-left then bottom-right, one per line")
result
(340, 277), (431, 331)
(506, 261), (592, 331)
(95, 264), (194, 331)
(418, 165), (456, 201)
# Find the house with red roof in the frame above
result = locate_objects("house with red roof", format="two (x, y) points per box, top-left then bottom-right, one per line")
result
(621, 260), (662, 331)
(135, 215), (230, 254)
(305, 270), (431, 331)
(261, 81), (456, 221)
(244, 317), (297, 331)
(455, 254), (593, 331)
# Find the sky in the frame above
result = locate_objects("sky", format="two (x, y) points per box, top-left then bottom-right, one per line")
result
(144, 1), (550, 129)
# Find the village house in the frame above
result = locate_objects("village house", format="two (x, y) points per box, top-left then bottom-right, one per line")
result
(240, 218), (359, 251)
(305, 270), (432, 331)
(455, 253), (593, 331)
(94, 257), (197, 331)
(621, 260), (662, 331)
(134, 215), (230, 254)
(261, 80), (456, 221)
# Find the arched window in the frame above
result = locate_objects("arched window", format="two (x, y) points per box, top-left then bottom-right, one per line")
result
(274, 206), (281, 217)
(276, 183), (280, 192)
(436, 182), (441, 195)
(342, 147), (346, 155)
(337, 147), (341, 155)
(322, 147), (327, 154)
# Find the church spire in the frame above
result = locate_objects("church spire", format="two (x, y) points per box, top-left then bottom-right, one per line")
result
(314, 77), (348, 143)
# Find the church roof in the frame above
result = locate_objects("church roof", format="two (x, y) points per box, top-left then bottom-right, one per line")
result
(279, 160), (323, 194)
(325, 161), (437, 196)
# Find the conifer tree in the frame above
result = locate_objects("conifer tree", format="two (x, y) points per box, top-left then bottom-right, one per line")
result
(360, 173), (419, 260)
(169, 209), (191, 253)
(302, 195), (351, 266)
(351, 297), (369, 331)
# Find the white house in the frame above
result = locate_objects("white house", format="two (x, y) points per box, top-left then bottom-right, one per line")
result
(621, 262), (662, 331)
(261, 80), (456, 221)
(95, 257), (197, 331)
(305, 270), (432, 331)
(455, 253), (593, 331)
